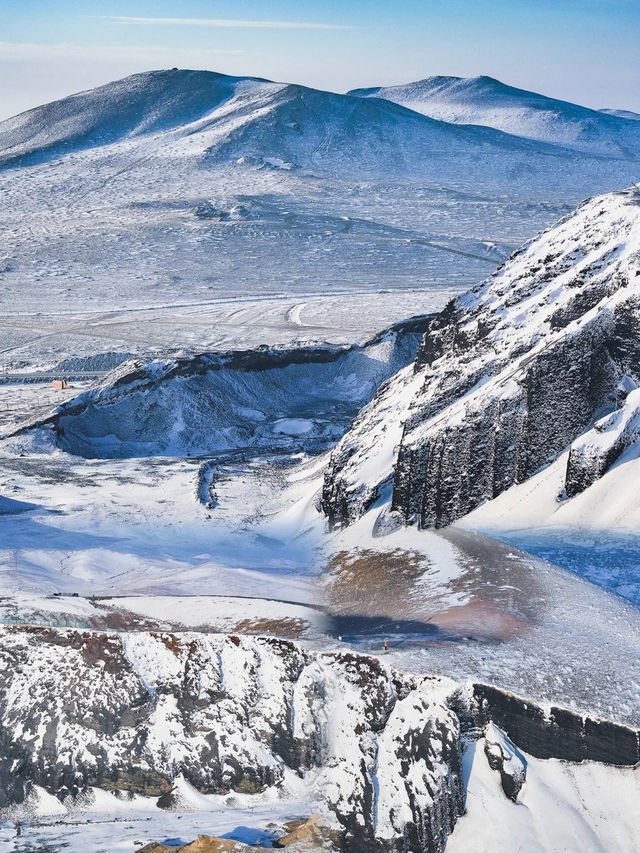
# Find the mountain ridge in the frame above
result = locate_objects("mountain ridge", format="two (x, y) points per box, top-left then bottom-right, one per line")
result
(2, 68), (637, 172)
(349, 74), (640, 159)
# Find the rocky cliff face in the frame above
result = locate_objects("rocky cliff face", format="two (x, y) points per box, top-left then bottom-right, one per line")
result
(322, 187), (640, 528)
(0, 627), (463, 853)
(466, 683), (640, 765)
(0, 627), (638, 852)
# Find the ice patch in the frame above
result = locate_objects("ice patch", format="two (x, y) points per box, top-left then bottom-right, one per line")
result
(273, 418), (314, 436)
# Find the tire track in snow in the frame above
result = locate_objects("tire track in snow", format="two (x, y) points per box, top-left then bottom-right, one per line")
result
(286, 302), (308, 327)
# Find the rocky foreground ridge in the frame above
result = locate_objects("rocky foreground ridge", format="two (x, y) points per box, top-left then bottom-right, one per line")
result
(0, 628), (638, 852)
(322, 186), (640, 528)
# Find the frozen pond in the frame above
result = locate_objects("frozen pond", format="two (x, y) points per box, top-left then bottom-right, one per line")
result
(489, 528), (640, 606)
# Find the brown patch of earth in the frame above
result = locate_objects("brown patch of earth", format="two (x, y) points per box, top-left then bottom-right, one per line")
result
(324, 535), (541, 643)
(234, 617), (308, 638)
(139, 816), (335, 853)
(273, 814), (334, 849)
(139, 837), (251, 853)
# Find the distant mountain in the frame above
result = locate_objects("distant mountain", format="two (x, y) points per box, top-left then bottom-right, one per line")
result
(349, 75), (640, 159)
(1, 68), (639, 364)
(3, 68), (640, 183)
(0, 69), (268, 166)
(0, 68), (558, 175)
(600, 108), (640, 121)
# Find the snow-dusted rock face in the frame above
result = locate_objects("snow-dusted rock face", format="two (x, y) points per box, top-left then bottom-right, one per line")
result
(0, 628), (463, 853)
(1, 628), (638, 851)
(0, 627), (638, 850)
(322, 187), (640, 528)
(565, 386), (640, 496)
(482, 724), (526, 802)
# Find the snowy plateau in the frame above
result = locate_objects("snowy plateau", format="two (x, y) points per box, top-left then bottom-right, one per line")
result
(0, 68), (639, 852)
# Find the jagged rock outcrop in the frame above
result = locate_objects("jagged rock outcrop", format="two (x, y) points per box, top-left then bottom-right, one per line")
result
(565, 384), (640, 496)
(483, 724), (526, 802)
(273, 815), (333, 849)
(0, 627), (463, 853)
(322, 187), (640, 528)
(0, 627), (638, 851)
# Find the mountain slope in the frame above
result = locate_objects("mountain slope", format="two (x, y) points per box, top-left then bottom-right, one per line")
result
(600, 108), (640, 121)
(349, 76), (640, 159)
(321, 186), (640, 529)
(0, 69), (270, 166)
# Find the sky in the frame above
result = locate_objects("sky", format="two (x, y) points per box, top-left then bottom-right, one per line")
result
(0, 0), (639, 119)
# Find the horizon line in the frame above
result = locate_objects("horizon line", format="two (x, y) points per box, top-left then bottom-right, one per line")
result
(97, 16), (354, 31)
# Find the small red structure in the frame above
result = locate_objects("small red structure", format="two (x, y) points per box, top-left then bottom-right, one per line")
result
(51, 379), (68, 390)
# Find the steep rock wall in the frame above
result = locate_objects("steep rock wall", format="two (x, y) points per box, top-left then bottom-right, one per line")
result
(0, 627), (638, 851)
(322, 188), (640, 529)
(0, 627), (462, 853)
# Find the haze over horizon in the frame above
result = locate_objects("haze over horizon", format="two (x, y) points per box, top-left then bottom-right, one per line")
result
(0, 0), (639, 121)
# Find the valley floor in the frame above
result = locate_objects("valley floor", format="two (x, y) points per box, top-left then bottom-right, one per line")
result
(2, 67), (640, 853)
(1, 385), (640, 728)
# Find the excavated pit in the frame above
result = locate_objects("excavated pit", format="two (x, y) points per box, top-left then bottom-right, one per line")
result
(17, 318), (430, 461)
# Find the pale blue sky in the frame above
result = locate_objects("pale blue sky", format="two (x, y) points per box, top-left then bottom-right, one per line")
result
(1, 0), (638, 119)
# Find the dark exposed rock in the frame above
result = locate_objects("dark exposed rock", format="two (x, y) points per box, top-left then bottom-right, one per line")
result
(471, 683), (640, 766)
(483, 725), (526, 801)
(548, 281), (610, 330)
(391, 322), (619, 527)
(322, 187), (640, 529)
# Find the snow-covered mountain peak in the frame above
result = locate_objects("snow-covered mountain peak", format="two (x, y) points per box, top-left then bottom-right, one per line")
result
(0, 68), (289, 166)
(600, 108), (640, 121)
(349, 75), (640, 158)
(6, 66), (638, 179)
(352, 75), (516, 102)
